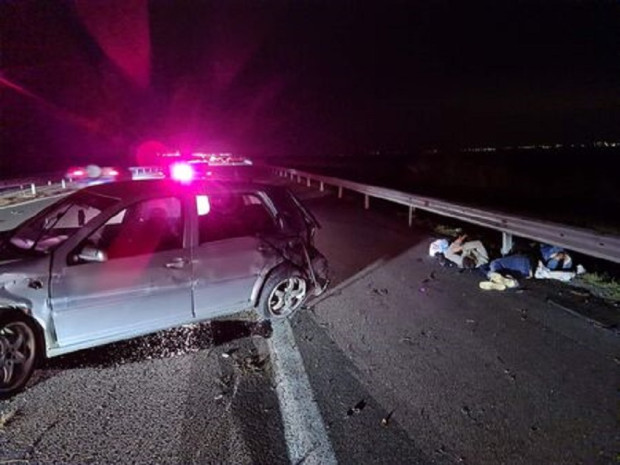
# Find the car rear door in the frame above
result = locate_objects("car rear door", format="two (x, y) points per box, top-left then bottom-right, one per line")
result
(50, 195), (193, 348)
(190, 190), (277, 318)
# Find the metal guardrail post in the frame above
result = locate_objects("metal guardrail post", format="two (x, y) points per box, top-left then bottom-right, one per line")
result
(30, 183), (36, 196)
(307, 177), (311, 187)
(320, 181), (324, 192)
(501, 232), (514, 256)
(408, 206), (415, 227)
(364, 194), (370, 210)
(338, 186), (343, 199)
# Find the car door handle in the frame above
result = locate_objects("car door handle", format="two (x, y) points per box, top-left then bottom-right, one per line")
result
(165, 258), (189, 269)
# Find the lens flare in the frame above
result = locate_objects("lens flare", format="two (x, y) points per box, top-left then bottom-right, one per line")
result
(171, 162), (194, 182)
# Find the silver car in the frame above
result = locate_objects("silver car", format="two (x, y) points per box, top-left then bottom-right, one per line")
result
(0, 180), (328, 397)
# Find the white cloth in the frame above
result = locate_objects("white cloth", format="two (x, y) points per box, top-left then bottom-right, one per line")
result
(429, 239), (449, 257)
(535, 261), (576, 282)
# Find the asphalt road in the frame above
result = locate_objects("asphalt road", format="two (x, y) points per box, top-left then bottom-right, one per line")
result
(0, 194), (68, 232)
(0, 178), (618, 464)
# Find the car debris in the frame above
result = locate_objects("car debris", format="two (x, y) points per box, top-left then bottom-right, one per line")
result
(0, 407), (19, 429)
(381, 409), (395, 427)
(347, 399), (367, 416)
(221, 348), (239, 359)
(421, 271), (437, 284)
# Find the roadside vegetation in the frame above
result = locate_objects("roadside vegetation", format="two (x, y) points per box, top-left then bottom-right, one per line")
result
(575, 272), (620, 302)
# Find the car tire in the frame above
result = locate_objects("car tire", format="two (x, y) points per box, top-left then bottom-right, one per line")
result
(258, 266), (308, 320)
(0, 312), (39, 399)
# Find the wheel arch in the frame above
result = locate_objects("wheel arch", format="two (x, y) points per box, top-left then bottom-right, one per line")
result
(0, 306), (46, 363)
(252, 262), (306, 309)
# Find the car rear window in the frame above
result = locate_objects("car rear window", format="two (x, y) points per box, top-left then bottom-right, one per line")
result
(196, 193), (276, 244)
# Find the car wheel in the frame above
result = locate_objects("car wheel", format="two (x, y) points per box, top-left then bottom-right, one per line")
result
(259, 267), (308, 320)
(0, 313), (39, 398)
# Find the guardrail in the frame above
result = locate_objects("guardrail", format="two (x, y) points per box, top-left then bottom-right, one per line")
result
(128, 166), (165, 180)
(0, 179), (71, 199)
(272, 166), (620, 265)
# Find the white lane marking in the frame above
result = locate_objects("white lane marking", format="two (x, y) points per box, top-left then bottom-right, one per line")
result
(268, 320), (337, 465)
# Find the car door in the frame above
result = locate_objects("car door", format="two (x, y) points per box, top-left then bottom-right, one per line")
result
(50, 195), (193, 348)
(191, 191), (276, 318)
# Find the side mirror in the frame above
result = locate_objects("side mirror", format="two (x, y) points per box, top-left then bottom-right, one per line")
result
(77, 246), (108, 263)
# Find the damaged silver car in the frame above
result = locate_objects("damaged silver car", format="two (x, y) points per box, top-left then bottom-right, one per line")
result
(0, 180), (328, 397)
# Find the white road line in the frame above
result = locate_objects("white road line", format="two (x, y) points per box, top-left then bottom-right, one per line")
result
(268, 320), (337, 465)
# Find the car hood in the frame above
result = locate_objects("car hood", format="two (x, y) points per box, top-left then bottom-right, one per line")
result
(0, 245), (48, 284)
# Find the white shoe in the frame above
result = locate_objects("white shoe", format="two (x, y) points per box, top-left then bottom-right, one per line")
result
(488, 272), (519, 288)
(479, 281), (506, 291)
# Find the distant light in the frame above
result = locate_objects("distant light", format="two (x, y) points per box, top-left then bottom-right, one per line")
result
(72, 169), (85, 177)
(196, 195), (211, 215)
(171, 162), (194, 182)
(107, 168), (119, 176)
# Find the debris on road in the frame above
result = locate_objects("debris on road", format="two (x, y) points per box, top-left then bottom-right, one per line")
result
(235, 354), (269, 374)
(221, 348), (239, 359)
(0, 408), (19, 429)
(381, 410), (395, 427)
(372, 288), (389, 296)
(570, 289), (591, 298)
(346, 399), (367, 416)
(504, 368), (516, 382)
(421, 271), (437, 284)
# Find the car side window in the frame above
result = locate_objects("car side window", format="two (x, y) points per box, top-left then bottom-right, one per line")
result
(196, 193), (276, 244)
(72, 196), (183, 263)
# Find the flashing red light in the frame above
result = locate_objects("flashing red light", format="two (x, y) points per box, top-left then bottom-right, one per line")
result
(71, 169), (86, 177)
(107, 168), (119, 177)
(171, 162), (194, 182)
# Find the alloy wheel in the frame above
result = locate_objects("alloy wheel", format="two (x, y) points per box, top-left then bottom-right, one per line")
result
(0, 321), (36, 391)
(268, 277), (307, 317)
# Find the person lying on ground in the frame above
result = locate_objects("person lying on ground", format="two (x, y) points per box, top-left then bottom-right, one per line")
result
(540, 244), (573, 270)
(480, 254), (533, 279)
(443, 234), (490, 269)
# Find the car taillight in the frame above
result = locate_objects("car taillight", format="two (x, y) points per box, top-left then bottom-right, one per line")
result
(71, 169), (86, 177)
(171, 162), (194, 182)
(108, 168), (119, 177)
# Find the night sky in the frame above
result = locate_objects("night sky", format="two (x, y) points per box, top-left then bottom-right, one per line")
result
(1, 0), (619, 174)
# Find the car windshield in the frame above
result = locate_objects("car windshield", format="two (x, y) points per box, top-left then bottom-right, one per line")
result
(9, 192), (119, 254)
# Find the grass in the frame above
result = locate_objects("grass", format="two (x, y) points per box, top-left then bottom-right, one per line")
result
(577, 272), (620, 302)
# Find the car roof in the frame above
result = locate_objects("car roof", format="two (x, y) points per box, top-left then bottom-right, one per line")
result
(80, 179), (283, 202)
